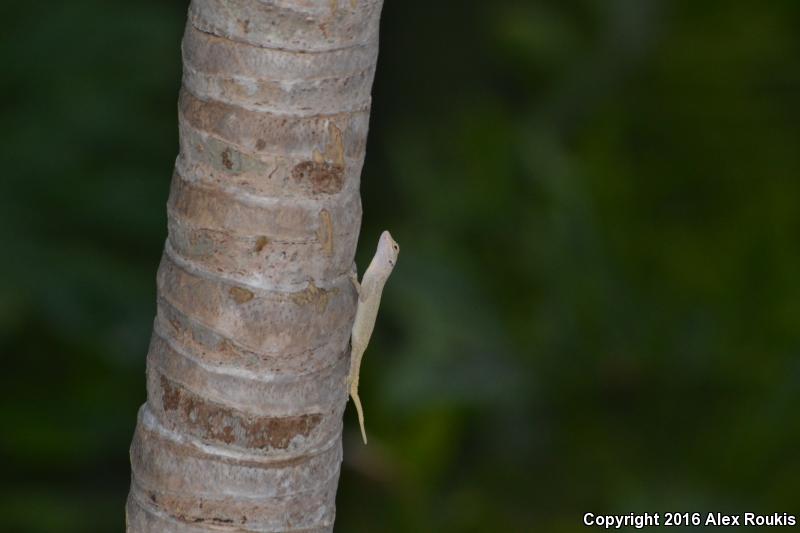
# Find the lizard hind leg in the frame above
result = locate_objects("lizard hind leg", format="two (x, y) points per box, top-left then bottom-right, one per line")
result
(350, 385), (368, 444)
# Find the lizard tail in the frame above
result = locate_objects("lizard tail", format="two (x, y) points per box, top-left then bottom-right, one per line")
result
(350, 388), (368, 444)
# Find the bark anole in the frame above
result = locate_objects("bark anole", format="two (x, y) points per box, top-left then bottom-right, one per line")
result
(347, 230), (399, 444)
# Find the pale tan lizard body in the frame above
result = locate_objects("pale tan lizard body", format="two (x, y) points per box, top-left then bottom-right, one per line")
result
(348, 230), (399, 444)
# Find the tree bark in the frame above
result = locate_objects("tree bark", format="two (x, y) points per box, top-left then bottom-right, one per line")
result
(126, 1), (384, 531)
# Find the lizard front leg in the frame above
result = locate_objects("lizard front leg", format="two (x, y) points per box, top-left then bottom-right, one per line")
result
(348, 263), (361, 295)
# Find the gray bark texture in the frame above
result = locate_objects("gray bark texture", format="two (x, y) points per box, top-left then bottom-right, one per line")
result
(125, 1), (384, 531)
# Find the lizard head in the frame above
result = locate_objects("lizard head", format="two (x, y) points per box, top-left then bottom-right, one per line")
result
(377, 230), (400, 268)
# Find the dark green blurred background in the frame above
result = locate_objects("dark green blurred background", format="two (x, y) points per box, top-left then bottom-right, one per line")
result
(2, 0), (800, 531)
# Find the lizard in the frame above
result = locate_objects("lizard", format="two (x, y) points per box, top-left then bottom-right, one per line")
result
(347, 230), (399, 444)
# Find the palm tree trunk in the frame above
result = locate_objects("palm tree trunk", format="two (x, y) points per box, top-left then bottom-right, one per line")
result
(126, 1), (384, 530)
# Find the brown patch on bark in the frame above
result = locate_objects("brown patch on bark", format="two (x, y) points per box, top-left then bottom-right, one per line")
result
(229, 286), (254, 303)
(255, 138), (266, 150)
(290, 122), (346, 193)
(168, 317), (182, 334)
(221, 148), (234, 169)
(161, 376), (181, 411)
(291, 161), (344, 194)
(159, 377), (322, 449)
(254, 236), (269, 253)
(291, 280), (334, 312)
(238, 19), (250, 33)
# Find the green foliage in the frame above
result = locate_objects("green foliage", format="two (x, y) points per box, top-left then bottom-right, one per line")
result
(2, 0), (800, 531)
